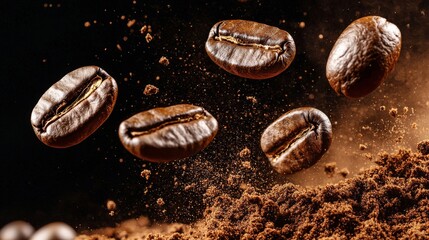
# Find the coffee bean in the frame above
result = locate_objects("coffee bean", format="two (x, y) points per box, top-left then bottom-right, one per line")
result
(31, 66), (118, 148)
(119, 104), (218, 163)
(326, 16), (401, 98)
(0, 221), (34, 240)
(29, 222), (76, 240)
(205, 19), (295, 79)
(260, 107), (332, 174)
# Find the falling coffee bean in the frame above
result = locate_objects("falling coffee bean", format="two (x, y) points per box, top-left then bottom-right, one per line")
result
(260, 107), (332, 174)
(29, 222), (76, 240)
(205, 19), (295, 79)
(31, 66), (118, 148)
(326, 16), (401, 98)
(119, 104), (218, 162)
(0, 221), (34, 240)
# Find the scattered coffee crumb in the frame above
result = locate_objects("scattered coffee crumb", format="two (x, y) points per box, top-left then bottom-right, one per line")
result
(116, 43), (122, 51)
(127, 19), (136, 28)
(184, 183), (196, 191)
(145, 33), (153, 43)
(403, 106), (409, 114)
(379, 105), (386, 111)
(140, 169), (151, 180)
(106, 200), (117, 211)
(324, 162), (336, 176)
(412, 122), (417, 129)
(364, 153), (373, 160)
(417, 140), (429, 155)
(84, 21), (91, 28)
(140, 25), (147, 34)
(155, 76), (160, 81)
(389, 108), (398, 117)
(359, 144), (367, 150)
(338, 168), (350, 177)
(246, 96), (257, 104)
(156, 198), (165, 207)
(239, 147), (251, 158)
(299, 21), (306, 28)
(143, 84), (159, 96)
(159, 56), (170, 66)
(241, 161), (251, 169)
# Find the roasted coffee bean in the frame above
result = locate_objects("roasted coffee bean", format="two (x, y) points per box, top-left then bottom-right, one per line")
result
(0, 221), (34, 240)
(29, 222), (76, 240)
(31, 66), (118, 148)
(260, 107), (332, 174)
(119, 104), (218, 163)
(326, 16), (401, 98)
(205, 19), (295, 79)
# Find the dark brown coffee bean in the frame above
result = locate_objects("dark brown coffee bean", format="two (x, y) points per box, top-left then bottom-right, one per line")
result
(0, 221), (34, 240)
(260, 107), (332, 174)
(29, 222), (76, 240)
(119, 104), (218, 163)
(326, 16), (401, 98)
(31, 66), (118, 148)
(205, 19), (295, 79)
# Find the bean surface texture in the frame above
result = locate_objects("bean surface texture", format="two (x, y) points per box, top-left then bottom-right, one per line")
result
(260, 107), (332, 174)
(119, 104), (218, 163)
(31, 66), (118, 148)
(326, 16), (401, 98)
(205, 19), (295, 79)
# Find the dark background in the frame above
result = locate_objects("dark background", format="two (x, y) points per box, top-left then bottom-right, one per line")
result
(1, 0), (428, 231)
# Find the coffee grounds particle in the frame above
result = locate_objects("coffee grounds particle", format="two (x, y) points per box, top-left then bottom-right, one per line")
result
(359, 144), (367, 150)
(106, 200), (116, 211)
(145, 33), (153, 43)
(184, 183), (196, 191)
(140, 25), (147, 34)
(241, 161), (251, 169)
(338, 168), (350, 178)
(239, 147), (251, 158)
(84, 21), (91, 28)
(389, 108), (398, 117)
(127, 19), (136, 28)
(417, 140), (429, 155)
(156, 198), (165, 207)
(143, 84), (159, 96)
(159, 56), (170, 66)
(324, 162), (337, 176)
(140, 169), (151, 180)
(246, 96), (258, 104)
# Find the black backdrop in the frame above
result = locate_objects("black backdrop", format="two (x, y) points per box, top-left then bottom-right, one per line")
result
(1, 0), (428, 231)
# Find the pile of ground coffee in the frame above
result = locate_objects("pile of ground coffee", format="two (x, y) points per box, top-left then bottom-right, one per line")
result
(77, 145), (429, 239)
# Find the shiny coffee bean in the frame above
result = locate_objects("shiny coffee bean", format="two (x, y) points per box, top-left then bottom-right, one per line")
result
(205, 19), (295, 79)
(119, 104), (218, 163)
(29, 222), (76, 240)
(326, 16), (401, 98)
(31, 66), (118, 148)
(0, 221), (34, 240)
(260, 107), (332, 174)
